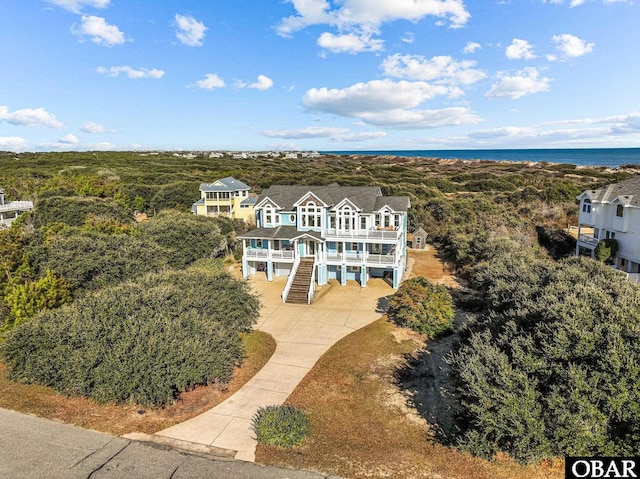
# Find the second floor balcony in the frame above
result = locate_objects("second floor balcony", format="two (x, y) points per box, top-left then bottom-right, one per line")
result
(324, 227), (401, 241)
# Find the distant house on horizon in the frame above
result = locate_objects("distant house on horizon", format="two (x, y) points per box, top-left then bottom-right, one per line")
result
(576, 175), (640, 281)
(191, 176), (256, 222)
(0, 188), (33, 228)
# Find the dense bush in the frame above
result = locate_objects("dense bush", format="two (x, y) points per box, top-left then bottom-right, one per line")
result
(594, 238), (619, 263)
(450, 255), (640, 463)
(251, 405), (310, 448)
(30, 229), (169, 291)
(149, 181), (200, 212)
(3, 270), (72, 331)
(387, 277), (454, 336)
(138, 211), (227, 268)
(32, 196), (131, 227)
(1, 260), (261, 406)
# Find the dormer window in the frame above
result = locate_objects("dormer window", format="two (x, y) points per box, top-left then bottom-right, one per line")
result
(616, 204), (624, 217)
(300, 201), (322, 228)
(264, 205), (278, 226)
(582, 199), (591, 213)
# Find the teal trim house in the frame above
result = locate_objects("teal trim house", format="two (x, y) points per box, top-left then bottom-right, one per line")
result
(238, 184), (410, 290)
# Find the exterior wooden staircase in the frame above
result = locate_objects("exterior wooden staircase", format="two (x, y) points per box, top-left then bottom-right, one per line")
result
(285, 258), (315, 304)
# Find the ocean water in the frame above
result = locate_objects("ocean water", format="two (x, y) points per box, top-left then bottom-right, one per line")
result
(321, 148), (640, 168)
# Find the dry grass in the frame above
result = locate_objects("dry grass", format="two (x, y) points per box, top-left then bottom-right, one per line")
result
(255, 319), (563, 479)
(0, 330), (275, 436)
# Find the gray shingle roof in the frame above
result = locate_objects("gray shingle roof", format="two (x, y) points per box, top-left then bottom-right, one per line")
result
(256, 185), (409, 212)
(241, 196), (257, 206)
(200, 176), (250, 192)
(239, 226), (308, 240)
(584, 175), (640, 206)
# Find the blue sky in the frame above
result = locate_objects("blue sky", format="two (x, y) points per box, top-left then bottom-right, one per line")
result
(1, 0), (639, 152)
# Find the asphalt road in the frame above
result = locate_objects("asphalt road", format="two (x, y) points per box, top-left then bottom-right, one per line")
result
(0, 408), (340, 479)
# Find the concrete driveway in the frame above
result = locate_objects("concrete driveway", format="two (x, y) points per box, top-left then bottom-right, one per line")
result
(154, 277), (393, 462)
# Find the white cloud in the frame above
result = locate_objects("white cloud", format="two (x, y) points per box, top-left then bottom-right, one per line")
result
(194, 73), (225, 90)
(249, 75), (274, 90)
(485, 67), (552, 99)
(96, 66), (165, 79)
(81, 121), (114, 133)
(0, 106), (64, 129)
(505, 38), (536, 60)
(543, 0), (631, 6)
(381, 54), (486, 85)
(548, 34), (594, 61)
(0, 137), (28, 151)
(262, 126), (385, 142)
(277, 0), (470, 35)
(463, 41), (481, 54)
(276, 0), (470, 54)
(303, 79), (480, 129)
(58, 133), (79, 144)
(73, 15), (125, 47)
(317, 30), (384, 53)
(304, 79), (456, 117)
(44, 0), (110, 13)
(401, 32), (415, 44)
(174, 14), (207, 47)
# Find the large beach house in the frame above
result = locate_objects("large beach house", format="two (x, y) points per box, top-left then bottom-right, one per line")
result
(191, 176), (256, 222)
(576, 175), (640, 281)
(238, 184), (410, 303)
(0, 188), (33, 228)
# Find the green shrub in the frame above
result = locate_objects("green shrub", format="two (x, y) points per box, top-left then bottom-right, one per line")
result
(251, 405), (310, 448)
(594, 238), (619, 263)
(387, 277), (454, 336)
(31, 230), (169, 291)
(138, 211), (227, 268)
(0, 260), (261, 406)
(149, 181), (200, 212)
(33, 196), (131, 228)
(450, 255), (640, 463)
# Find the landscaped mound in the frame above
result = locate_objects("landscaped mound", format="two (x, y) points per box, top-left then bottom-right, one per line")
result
(0, 259), (261, 406)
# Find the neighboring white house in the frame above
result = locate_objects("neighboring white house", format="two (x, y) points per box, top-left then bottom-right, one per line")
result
(238, 184), (410, 303)
(0, 188), (33, 228)
(576, 175), (640, 281)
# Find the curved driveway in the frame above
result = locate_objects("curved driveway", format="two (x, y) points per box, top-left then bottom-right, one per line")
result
(155, 276), (393, 462)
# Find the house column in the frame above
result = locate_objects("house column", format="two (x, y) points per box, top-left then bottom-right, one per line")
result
(266, 240), (274, 281)
(341, 263), (347, 286)
(361, 265), (367, 287)
(240, 238), (248, 279)
(393, 266), (401, 289)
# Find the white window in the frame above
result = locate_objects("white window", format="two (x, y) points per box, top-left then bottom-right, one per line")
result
(360, 217), (367, 230)
(256, 239), (262, 248)
(616, 204), (624, 217)
(582, 199), (591, 213)
(394, 215), (401, 228)
(337, 205), (356, 231)
(300, 201), (322, 228)
(347, 266), (360, 273)
(351, 242), (358, 251)
(289, 214), (296, 223)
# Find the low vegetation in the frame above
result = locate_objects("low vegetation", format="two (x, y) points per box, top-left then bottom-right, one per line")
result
(387, 276), (454, 336)
(252, 405), (311, 448)
(1, 260), (260, 406)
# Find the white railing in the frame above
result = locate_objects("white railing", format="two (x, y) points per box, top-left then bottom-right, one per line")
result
(245, 249), (269, 259)
(367, 253), (397, 265)
(0, 201), (32, 213)
(271, 250), (295, 260)
(324, 227), (401, 241)
(578, 234), (598, 246)
(324, 251), (397, 265)
(282, 257), (301, 303)
(307, 261), (316, 304)
(245, 249), (295, 261)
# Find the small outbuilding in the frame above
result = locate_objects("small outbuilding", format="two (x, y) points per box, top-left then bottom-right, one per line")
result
(408, 227), (428, 249)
